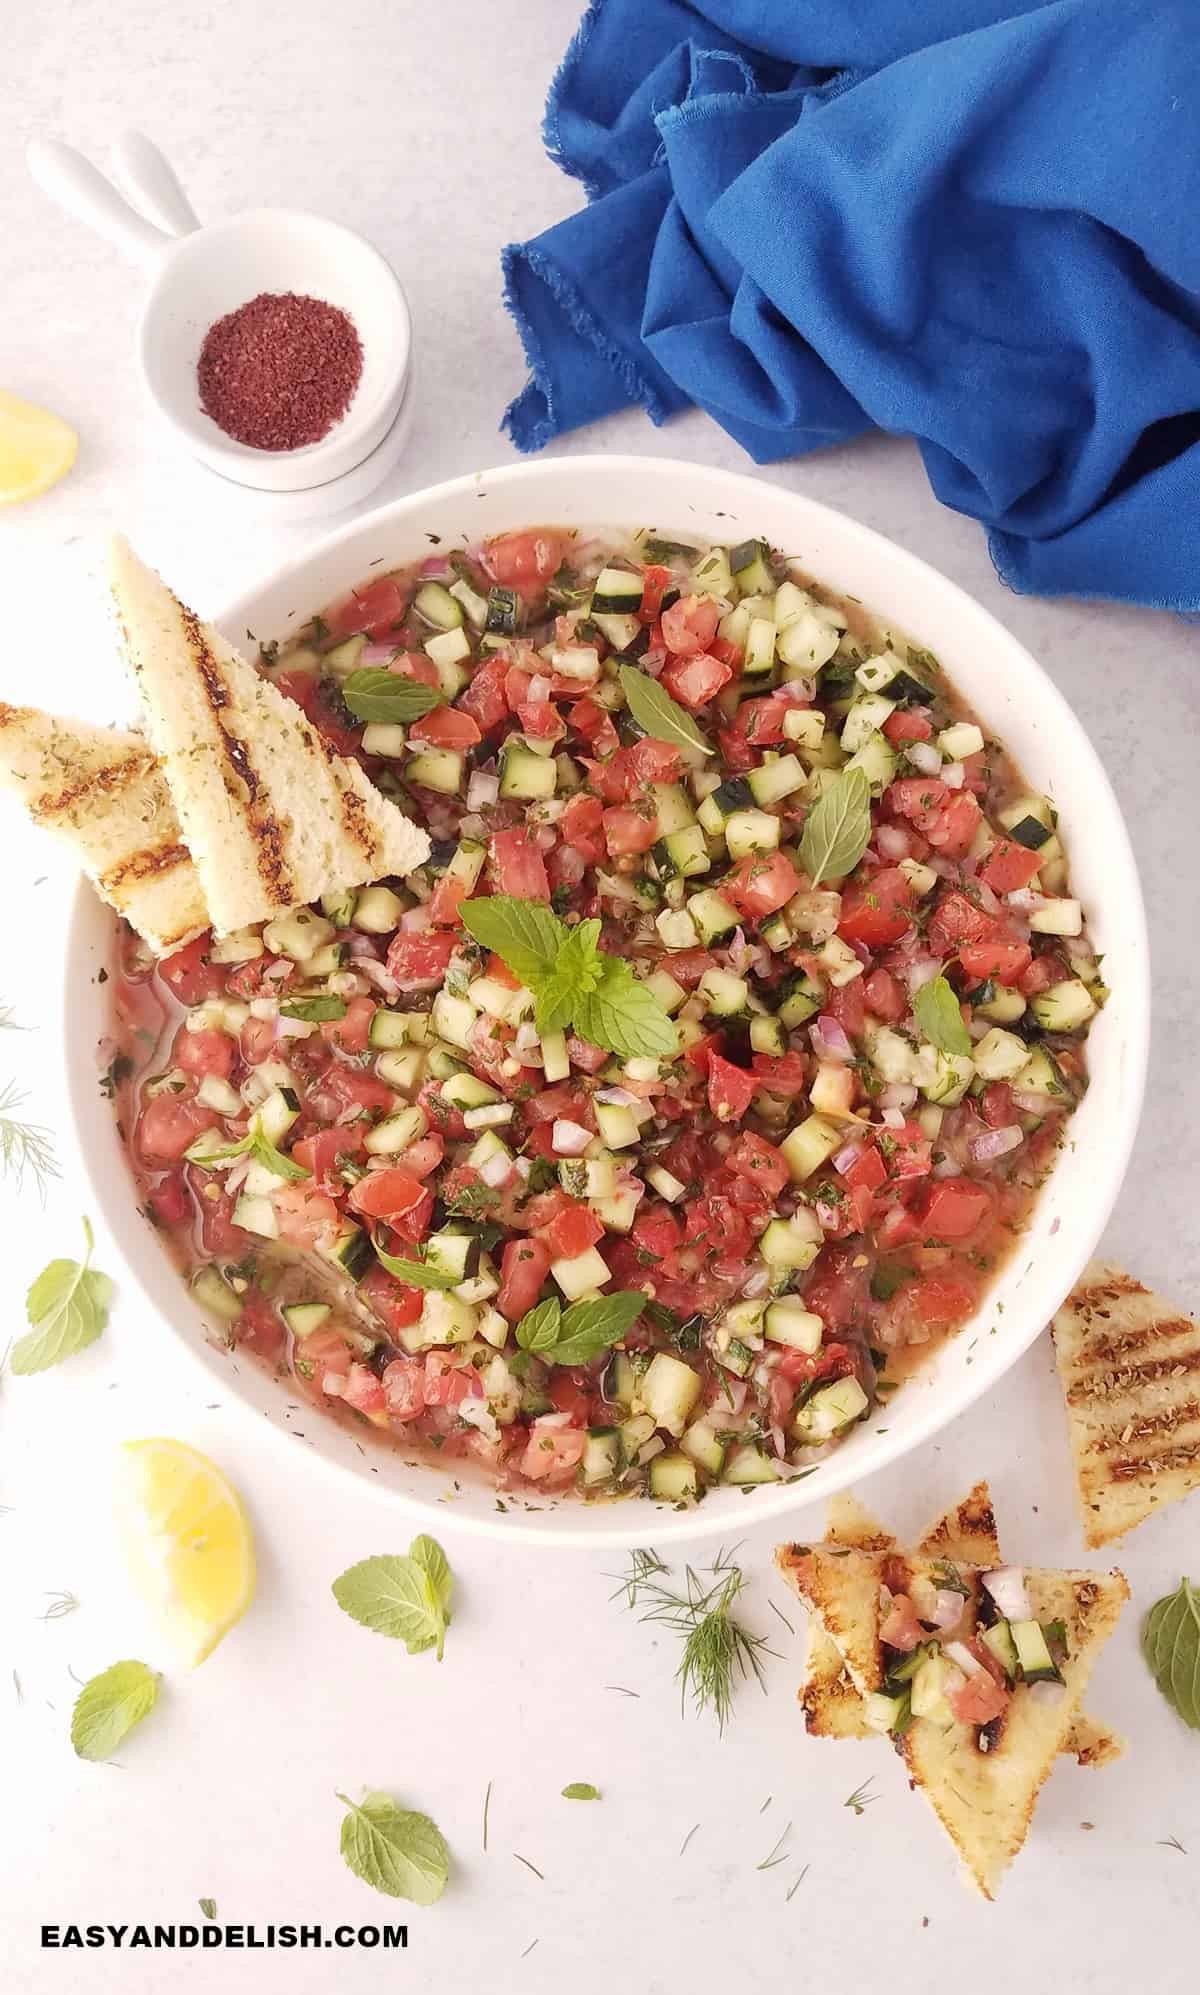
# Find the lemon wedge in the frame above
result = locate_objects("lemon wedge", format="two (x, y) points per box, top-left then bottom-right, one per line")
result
(116, 1439), (256, 1667)
(0, 390), (77, 505)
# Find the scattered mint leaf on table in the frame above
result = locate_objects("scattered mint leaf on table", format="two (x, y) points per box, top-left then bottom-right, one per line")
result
(12, 1217), (113, 1374)
(562, 1782), (601, 1801)
(337, 1791), (450, 1904)
(1143, 1578), (1200, 1729)
(70, 1660), (159, 1760)
(332, 1536), (453, 1659)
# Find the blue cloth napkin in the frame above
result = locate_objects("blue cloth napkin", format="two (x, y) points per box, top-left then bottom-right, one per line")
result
(502, 0), (1200, 609)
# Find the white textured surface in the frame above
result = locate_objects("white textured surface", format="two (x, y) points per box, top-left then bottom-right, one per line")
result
(2, 3), (1199, 1990)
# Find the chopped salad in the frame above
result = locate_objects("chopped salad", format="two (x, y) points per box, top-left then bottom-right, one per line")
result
(112, 524), (1103, 1502)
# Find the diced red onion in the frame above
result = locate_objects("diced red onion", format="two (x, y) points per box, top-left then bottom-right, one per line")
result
(224, 1154), (252, 1195)
(514, 1021), (542, 1057)
(933, 1152), (960, 1179)
(941, 760), (965, 789)
(276, 1014), (315, 1040)
(944, 1639), (986, 1678)
(906, 741), (942, 776)
(457, 813), (488, 842)
(534, 825), (557, 852)
(880, 1106), (906, 1130)
(778, 677), (816, 704)
(981, 1566), (1031, 1621)
(930, 1588), (967, 1631)
(832, 1137), (867, 1175)
(907, 956), (942, 993)
(1006, 887), (1041, 913)
(975, 879), (1003, 917)
(479, 1150), (514, 1188)
(1064, 933), (1093, 962)
(249, 997), (276, 1019)
(815, 1200), (842, 1232)
(419, 556), (452, 580)
(1012, 1089), (1060, 1115)
(528, 674), (552, 703)
(596, 1085), (637, 1107)
(971, 1124), (1024, 1162)
(727, 926), (750, 972)
(360, 641), (400, 666)
(351, 958), (400, 998)
(399, 905), (434, 932)
(769, 1422), (787, 1459)
(876, 823), (910, 860)
(741, 1264), (772, 1298)
(263, 957), (292, 982)
(927, 854), (958, 880)
(1029, 1679), (1067, 1705)
(345, 933), (381, 959)
(466, 770), (499, 811)
(552, 1118), (592, 1156)
(880, 1081), (917, 1111)
(811, 1014), (853, 1063)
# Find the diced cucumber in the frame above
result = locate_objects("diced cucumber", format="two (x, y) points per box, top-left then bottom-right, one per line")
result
(321, 889), (358, 927)
(782, 707), (825, 751)
(972, 1027), (1031, 1080)
(424, 1228), (476, 1281)
(853, 650), (903, 694)
(592, 610), (642, 652)
(558, 1155), (618, 1201)
(981, 1618), (1019, 1681)
(368, 1009), (413, 1051)
(976, 985), (1027, 1024)
(819, 935), (865, 986)
(197, 1072), (241, 1115)
(595, 1101), (640, 1150)
(485, 584), (519, 635)
(283, 1302), (331, 1337)
(446, 837), (487, 892)
(320, 1223), (371, 1280)
(920, 1048), (975, 1106)
(759, 1216), (822, 1271)
(1013, 1044), (1068, 1102)
(843, 730), (897, 795)
(645, 1163), (687, 1203)
(590, 566), (644, 615)
(730, 538), (775, 596)
(644, 969), (687, 1016)
(541, 1029), (570, 1082)
(424, 629), (473, 677)
(363, 1105), (427, 1155)
(651, 783), (696, 836)
(619, 1412), (658, 1465)
(361, 722), (407, 758)
(938, 720), (985, 761)
(688, 545), (733, 601)
(721, 1443), (778, 1486)
(1030, 979), (1096, 1031)
(1027, 897), (1083, 937)
(500, 740), (557, 800)
(746, 755), (805, 806)
(699, 967), (749, 1017)
(841, 693), (897, 754)
(551, 1246), (612, 1301)
(899, 857), (938, 898)
(305, 944), (345, 977)
(464, 1102), (515, 1130)
(724, 808), (780, 860)
(467, 974), (519, 1021)
(743, 615), (778, 683)
(441, 1071), (502, 1109)
(449, 575), (489, 628)
(655, 906), (699, 951)
(431, 991), (478, 1050)
(749, 1013), (786, 1056)
(232, 1194), (278, 1240)
(408, 748), (464, 795)
(1011, 1618), (1063, 1684)
(659, 825), (711, 879)
(323, 634), (368, 678)
(550, 644), (602, 683)
(650, 1450), (700, 1502)
(686, 888), (740, 944)
(864, 1691), (908, 1734)
(209, 927), (265, 965)
(190, 1268), (243, 1323)
(376, 1048), (426, 1091)
(254, 1086), (300, 1146)
(791, 1376), (869, 1443)
(910, 1654), (954, 1724)
(413, 580), (464, 630)
(608, 1352), (644, 1408)
(638, 1352), (702, 1437)
(809, 1063), (855, 1118)
(781, 1114), (843, 1182)
(764, 1299), (823, 1351)
(263, 908), (335, 961)
(401, 1289), (479, 1352)
(697, 776), (754, 834)
(353, 884), (406, 933)
(680, 1420), (726, 1476)
(999, 793), (1055, 846)
(581, 1427), (623, 1486)
(779, 972), (824, 1028)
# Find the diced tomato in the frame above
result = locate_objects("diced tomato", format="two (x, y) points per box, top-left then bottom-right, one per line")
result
(639, 565), (672, 620)
(408, 707), (482, 750)
(429, 873), (469, 927)
(886, 776), (950, 825)
(927, 889), (998, 952)
(273, 1181), (341, 1249)
(174, 1027), (236, 1079)
(882, 1120), (933, 1180)
(349, 1167), (427, 1223)
(148, 1170), (190, 1226)
(361, 1266), (426, 1332)
(566, 1035), (609, 1074)
(497, 1236), (551, 1320)
(925, 788), (982, 857)
(159, 933), (223, 1006)
(632, 1204), (682, 1260)
(917, 1178), (994, 1242)
(727, 693), (791, 748)
(381, 1355), (426, 1422)
(802, 1246), (871, 1331)
(457, 655), (509, 733)
(422, 1354), (482, 1408)
(292, 1126), (366, 1187)
(547, 1373), (593, 1425)
(727, 1130), (790, 1197)
(326, 573), (409, 640)
(716, 722), (758, 773)
(628, 738), (682, 783)
(490, 826), (550, 901)
(841, 1143), (888, 1194)
(661, 593), (721, 656)
(750, 1051), (808, 1097)
(483, 528), (567, 596)
(709, 635), (743, 670)
(568, 698), (620, 756)
(486, 953), (522, 989)
(504, 664), (533, 712)
(962, 935), (1036, 988)
(880, 1592), (924, 1652)
(385, 929), (457, 988)
(663, 949), (715, 990)
(389, 650), (442, 688)
(519, 700), (566, 745)
(661, 650), (733, 710)
(707, 1053), (756, 1123)
(137, 1094), (219, 1164)
(980, 837), (1043, 894)
(235, 1291), (286, 1361)
(519, 1420), (587, 1484)
(295, 1325), (353, 1394)
(603, 803), (658, 858)
(947, 1669), (1010, 1726)
(524, 1082), (591, 1126)
(863, 967), (907, 1021)
(837, 868), (914, 949)
(401, 1134), (445, 1180)
(980, 1082), (1016, 1129)
(826, 977), (866, 1040)
(240, 1014), (276, 1065)
(873, 1203), (922, 1251)
(321, 994), (376, 1055)
(341, 1361), (389, 1423)
(883, 708), (933, 745)
(272, 668), (360, 757)
(307, 1063), (397, 1122)
(683, 1029), (723, 1075)
(192, 1181), (251, 1257)
(1019, 953), (1068, 996)
(881, 1271), (977, 1344)
(560, 792), (606, 863)
(543, 1202), (604, 1260)
(724, 850), (801, 920)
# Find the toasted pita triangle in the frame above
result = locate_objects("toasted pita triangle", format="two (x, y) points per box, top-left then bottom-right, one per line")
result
(110, 537), (430, 935)
(0, 701), (207, 952)
(1052, 1260), (1200, 1547)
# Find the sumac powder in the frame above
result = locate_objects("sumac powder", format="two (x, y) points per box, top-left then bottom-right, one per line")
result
(197, 291), (363, 451)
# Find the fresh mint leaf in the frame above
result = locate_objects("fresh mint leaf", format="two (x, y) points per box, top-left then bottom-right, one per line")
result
(912, 974), (971, 1056)
(534, 920), (602, 1036)
(341, 669), (446, 725)
(372, 1244), (459, 1291)
(280, 995), (348, 1022)
(562, 1782), (600, 1800)
(332, 1536), (454, 1660)
(70, 1659), (159, 1760)
(460, 897), (565, 990)
(798, 765), (872, 888)
(12, 1217), (113, 1375)
(247, 1128), (310, 1182)
(1143, 1577), (1200, 1730)
(337, 1790), (450, 1904)
(618, 665), (712, 757)
(549, 1291), (646, 1366)
(515, 1298), (562, 1353)
(575, 957), (679, 1060)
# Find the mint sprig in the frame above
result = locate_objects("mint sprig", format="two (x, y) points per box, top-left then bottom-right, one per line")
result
(341, 670), (447, 725)
(332, 1537), (453, 1660)
(460, 898), (677, 1060)
(516, 1290), (645, 1367)
(12, 1217), (113, 1375)
(912, 973), (971, 1056)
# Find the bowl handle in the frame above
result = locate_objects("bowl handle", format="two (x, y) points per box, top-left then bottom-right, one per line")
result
(110, 132), (201, 240)
(26, 139), (172, 268)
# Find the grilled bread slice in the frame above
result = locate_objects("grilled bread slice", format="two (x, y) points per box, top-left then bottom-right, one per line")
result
(1052, 1261), (1200, 1547)
(0, 702), (207, 953)
(110, 537), (430, 936)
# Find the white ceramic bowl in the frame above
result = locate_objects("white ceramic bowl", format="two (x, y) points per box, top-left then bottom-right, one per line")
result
(64, 455), (1148, 1547)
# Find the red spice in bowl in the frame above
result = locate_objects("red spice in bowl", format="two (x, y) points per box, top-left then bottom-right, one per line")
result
(197, 291), (363, 451)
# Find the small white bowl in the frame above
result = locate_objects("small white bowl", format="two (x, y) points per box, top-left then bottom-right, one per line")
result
(63, 455), (1149, 1549)
(27, 136), (410, 494)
